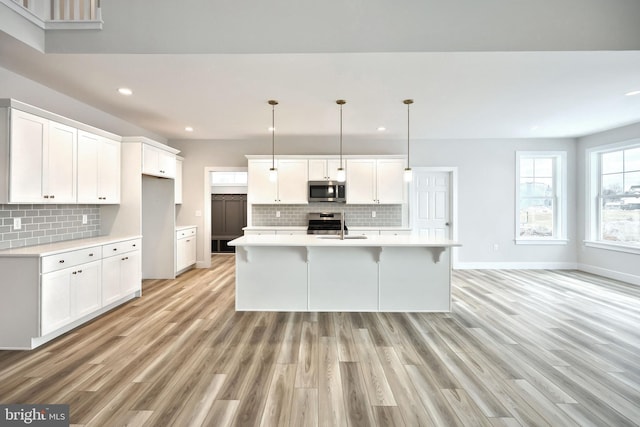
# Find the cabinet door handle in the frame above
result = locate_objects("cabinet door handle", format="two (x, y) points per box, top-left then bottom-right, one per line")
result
(72, 271), (77, 275)
(89, 253), (94, 257)
(59, 260), (65, 264)
(113, 248), (118, 251)
(50, 195), (55, 199)
(78, 270), (82, 274)
(44, 195), (49, 199)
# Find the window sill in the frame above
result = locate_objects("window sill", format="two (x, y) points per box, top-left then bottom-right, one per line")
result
(515, 239), (568, 245)
(583, 241), (640, 255)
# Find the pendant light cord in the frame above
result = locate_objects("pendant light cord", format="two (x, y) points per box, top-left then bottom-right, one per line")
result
(339, 103), (343, 168)
(268, 100), (278, 169)
(407, 101), (410, 167)
(271, 103), (275, 169)
(403, 99), (413, 169)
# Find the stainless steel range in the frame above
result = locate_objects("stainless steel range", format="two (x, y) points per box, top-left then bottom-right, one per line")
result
(306, 212), (348, 235)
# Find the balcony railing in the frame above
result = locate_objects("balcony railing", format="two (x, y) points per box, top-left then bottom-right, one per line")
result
(7, 0), (102, 28)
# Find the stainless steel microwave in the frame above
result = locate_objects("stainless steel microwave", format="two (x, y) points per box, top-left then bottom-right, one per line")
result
(308, 181), (346, 203)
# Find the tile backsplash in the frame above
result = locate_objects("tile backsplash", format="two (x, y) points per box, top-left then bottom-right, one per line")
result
(252, 204), (402, 227)
(0, 204), (100, 250)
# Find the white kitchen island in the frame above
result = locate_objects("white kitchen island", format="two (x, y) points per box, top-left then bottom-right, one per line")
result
(228, 234), (460, 312)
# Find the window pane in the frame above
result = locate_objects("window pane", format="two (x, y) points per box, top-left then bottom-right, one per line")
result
(602, 151), (624, 174)
(519, 199), (554, 237)
(602, 173), (623, 196)
(625, 171), (640, 193)
(520, 158), (534, 177)
(520, 179), (552, 198)
(624, 147), (640, 172)
(534, 158), (553, 177)
(601, 208), (640, 243)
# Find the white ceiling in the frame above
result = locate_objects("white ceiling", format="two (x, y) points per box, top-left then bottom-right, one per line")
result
(1, 1), (640, 141)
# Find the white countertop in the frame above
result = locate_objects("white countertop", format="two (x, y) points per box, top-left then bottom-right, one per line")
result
(0, 235), (142, 257)
(242, 226), (411, 231)
(176, 225), (198, 231)
(229, 234), (460, 248)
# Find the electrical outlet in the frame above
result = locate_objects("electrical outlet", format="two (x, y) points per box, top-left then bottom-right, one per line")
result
(13, 217), (21, 230)
(82, 214), (88, 225)
(371, 211), (376, 218)
(276, 211), (281, 218)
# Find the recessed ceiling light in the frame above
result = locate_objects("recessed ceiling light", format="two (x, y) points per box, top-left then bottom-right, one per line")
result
(377, 127), (386, 132)
(625, 90), (640, 96)
(185, 126), (194, 132)
(118, 87), (133, 96)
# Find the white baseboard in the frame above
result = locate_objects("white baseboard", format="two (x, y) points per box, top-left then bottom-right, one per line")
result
(577, 263), (640, 286)
(453, 261), (578, 270)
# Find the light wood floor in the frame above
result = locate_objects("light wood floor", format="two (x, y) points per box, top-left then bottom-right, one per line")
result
(1, 256), (640, 426)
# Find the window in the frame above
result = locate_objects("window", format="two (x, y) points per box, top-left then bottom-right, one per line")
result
(210, 171), (247, 186)
(516, 152), (567, 243)
(587, 142), (640, 250)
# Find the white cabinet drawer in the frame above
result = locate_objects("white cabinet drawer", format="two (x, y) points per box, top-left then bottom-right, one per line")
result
(42, 247), (102, 274)
(102, 239), (141, 258)
(176, 227), (196, 240)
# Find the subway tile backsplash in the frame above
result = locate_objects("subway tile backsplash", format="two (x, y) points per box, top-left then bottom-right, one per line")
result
(0, 204), (101, 250)
(252, 204), (402, 227)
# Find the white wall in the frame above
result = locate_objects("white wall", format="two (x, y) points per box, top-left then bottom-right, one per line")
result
(171, 136), (578, 268)
(577, 121), (640, 285)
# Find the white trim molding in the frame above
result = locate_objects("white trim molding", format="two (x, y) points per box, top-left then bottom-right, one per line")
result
(454, 261), (578, 270)
(578, 263), (640, 286)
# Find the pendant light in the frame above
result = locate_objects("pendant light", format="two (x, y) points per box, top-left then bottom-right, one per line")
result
(336, 99), (346, 182)
(403, 99), (414, 182)
(268, 100), (278, 182)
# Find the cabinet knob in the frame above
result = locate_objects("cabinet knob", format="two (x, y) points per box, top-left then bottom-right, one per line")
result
(44, 195), (49, 199)
(113, 248), (117, 251)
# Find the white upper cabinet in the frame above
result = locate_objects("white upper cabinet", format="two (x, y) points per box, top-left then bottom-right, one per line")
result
(375, 158), (406, 204)
(248, 159), (308, 204)
(248, 159), (277, 204)
(77, 130), (121, 204)
(346, 158), (406, 204)
(277, 159), (308, 203)
(346, 159), (377, 204)
(9, 110), (77, 203)
(308, 158), (343, 181)
(142, 144), (176, 178)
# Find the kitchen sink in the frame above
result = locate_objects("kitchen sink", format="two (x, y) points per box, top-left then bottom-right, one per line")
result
(316, 235), (368, 239)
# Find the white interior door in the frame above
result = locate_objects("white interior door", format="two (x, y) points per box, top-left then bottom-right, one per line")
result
(412, 170), (451, 239)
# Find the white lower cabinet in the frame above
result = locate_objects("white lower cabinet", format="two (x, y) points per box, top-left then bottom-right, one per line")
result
(102, 239), (142, 305)
(176, 227), (197, 274)
(0, 236), (141, 350)
(41, 269), (73, 336)
(41, 259), (102, 336)
(73, 260), (102, 318)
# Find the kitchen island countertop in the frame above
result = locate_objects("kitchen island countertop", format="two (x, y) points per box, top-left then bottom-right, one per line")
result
(229, 234), (460, 248)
